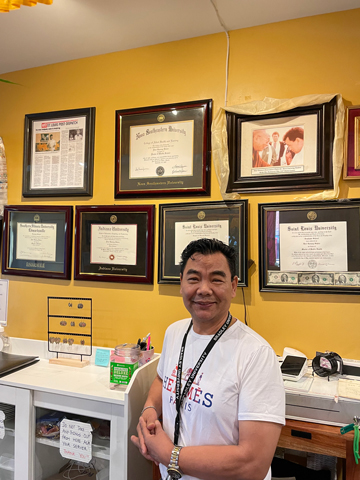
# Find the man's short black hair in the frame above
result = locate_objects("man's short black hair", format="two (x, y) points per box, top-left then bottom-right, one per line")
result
(179, 238), (237, 280)
(283, 127), (304, 142)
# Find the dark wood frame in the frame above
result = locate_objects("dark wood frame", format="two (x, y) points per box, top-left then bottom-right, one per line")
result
(2, 205), (73, 280)
(227, 97), (336, 194)
(259, 199), (360, 294)
(158, 200), (248, 285)
(22, 107), (95, 197)
(74, 205), (155, 284)
(115, 99), (212, 198)
(344, 105), (360, 180)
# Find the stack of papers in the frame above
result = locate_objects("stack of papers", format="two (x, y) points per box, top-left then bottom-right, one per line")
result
(338, 378), (360, 400)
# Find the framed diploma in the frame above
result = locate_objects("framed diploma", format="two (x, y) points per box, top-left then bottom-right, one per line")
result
(259, 199), (360, 294)
(344, 105), (360, 179)
(22, 107), (95, 197)
(74, 205), (155, 284)
(227, 98), (336, 194)
(158, 200), (248, 285)
(115, 99), (212, 197)
(2, 205), (73, 279)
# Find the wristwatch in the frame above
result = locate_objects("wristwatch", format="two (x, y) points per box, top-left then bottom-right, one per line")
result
(167, 445), (183, 479)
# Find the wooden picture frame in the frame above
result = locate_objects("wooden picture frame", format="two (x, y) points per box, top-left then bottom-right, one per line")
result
(2, 205), (73, 280)
(115, 99), (212, 197)
(227, 98), (336, 193)
(74, 205), (155, 284)
(22, 107), (95, 197)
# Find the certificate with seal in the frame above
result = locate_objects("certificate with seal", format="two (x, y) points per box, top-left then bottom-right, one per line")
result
(115, 99), (212, 197)
(2, 205), (73, 279)
(158, 200), (248, 285)
(74, 205), (154, 284)
(259, 199), (360, 294)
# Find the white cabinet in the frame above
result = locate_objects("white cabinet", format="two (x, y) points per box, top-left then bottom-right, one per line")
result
(0, 384), (32, 480)
(0, 340), (159, 480)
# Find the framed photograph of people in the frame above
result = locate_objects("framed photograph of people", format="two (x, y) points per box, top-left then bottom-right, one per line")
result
(344, 105), (360, 179)
(115, 99), (212, 197)
(158, 200), (248, 285)
(259, 199), (360, 294)
(22, 107), (96, 197)
(74, 205), (155, 284)
(2, 205), (73, 280)
(226, 98), (336, 194)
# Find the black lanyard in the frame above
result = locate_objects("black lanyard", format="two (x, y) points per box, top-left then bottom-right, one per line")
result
(173, 312), (232, 445)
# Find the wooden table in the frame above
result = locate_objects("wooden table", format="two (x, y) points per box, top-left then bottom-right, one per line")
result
(278, 419), (360, 480)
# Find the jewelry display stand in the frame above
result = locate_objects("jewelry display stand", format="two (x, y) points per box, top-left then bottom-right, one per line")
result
(47, 296), (92, 367)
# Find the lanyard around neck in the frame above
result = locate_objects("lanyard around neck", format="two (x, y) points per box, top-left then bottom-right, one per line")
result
(173, 312), (232, 445)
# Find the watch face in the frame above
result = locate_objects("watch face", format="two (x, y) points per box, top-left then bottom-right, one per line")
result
(167, 467), (182, 479)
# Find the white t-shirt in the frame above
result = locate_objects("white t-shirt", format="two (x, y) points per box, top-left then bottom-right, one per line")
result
(157, 318), (285, 480)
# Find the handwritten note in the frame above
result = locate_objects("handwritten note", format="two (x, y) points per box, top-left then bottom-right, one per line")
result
(339, 378), (360, 400)
(0, 410), (5, 439)
(60, 419), (92, 462)
(95, 348), (110, 367)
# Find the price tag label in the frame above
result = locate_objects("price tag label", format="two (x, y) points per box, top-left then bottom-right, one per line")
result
(0, 410), (5, 440)
(60, 419), (92, 463)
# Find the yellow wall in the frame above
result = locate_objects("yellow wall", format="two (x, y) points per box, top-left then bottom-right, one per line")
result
(1, 8), (360, 358)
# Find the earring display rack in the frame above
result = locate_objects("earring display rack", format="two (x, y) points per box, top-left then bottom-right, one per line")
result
(47, 296), (92, 367)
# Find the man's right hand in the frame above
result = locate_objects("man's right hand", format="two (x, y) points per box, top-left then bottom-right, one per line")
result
(131, 406), (159, 462)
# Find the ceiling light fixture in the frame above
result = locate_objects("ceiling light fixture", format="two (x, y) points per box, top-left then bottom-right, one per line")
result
(0, 0), (52, 13)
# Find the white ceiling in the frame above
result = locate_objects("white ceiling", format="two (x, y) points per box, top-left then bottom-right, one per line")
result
(0, 0), (359, 75)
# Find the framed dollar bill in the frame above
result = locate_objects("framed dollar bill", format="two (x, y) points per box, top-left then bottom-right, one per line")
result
(115, 99), (212, 197)
(158, 200), (248, 285)
(2, 205), (73, 279)
(343, 105), (360, 179)
(259, 199), (360, 294)
(227, 98), (336, 193)
(74, 205), (155, 284)
(22, 107), (96, 197)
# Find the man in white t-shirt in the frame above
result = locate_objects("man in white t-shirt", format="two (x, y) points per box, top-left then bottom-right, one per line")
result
(131, 239), (285, 480)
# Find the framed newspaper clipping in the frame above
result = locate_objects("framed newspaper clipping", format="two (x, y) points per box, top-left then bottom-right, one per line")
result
(226, 98), (336, 194)
(74, 205), (155, 284)
(22, 107), (95, 197)
(259, 199), (360, 294)
(158, 200), (248, 285)
(2, 205), (73, 280)
(115, 99), (212, 197)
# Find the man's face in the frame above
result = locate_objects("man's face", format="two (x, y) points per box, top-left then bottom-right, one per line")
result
(253, 130), (269, 151)
(180, 252), (238, 332)
(272, 133), (279, 143)
(284, 137), (304, 154)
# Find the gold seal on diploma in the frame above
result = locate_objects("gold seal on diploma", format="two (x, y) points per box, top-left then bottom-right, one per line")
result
(307, 211), (317, 221)
(157, 114), (165, 122)
(34, 214), (40, 222)
(197, 211), (206, 220)
(110, 215), (117, 223)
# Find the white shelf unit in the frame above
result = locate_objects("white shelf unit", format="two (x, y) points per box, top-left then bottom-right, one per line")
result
(0, 339), (159, 480)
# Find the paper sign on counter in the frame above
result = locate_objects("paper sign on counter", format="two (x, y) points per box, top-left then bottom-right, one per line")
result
(60, 419), (92, 463)
(0, 410), (5, 439)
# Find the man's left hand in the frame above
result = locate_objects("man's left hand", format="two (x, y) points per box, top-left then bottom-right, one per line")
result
(136, 416), (174, 466)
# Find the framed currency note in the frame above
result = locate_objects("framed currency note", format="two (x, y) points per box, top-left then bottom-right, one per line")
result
(2, 205), (73, 279)
(158, 200), (248, 285)
(344, 105), (360, 179)
(22, 107), (95, 197)
(115, 99), (212, 197)
(74, 205), (155, 284)
(259, 199), (360, 294)
(227, 97), (336, 194)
